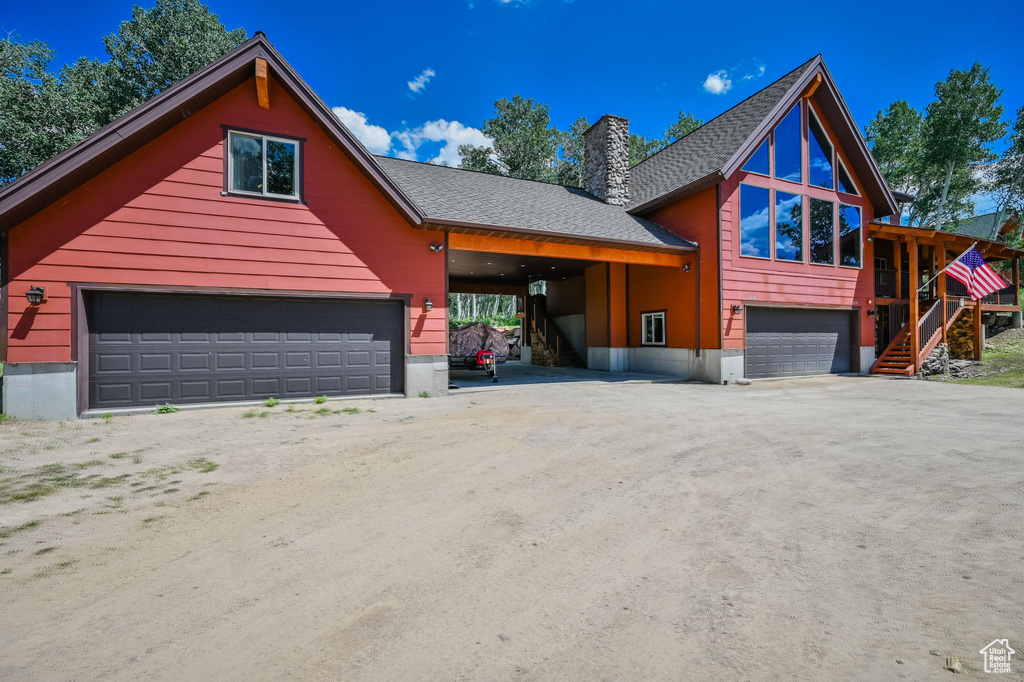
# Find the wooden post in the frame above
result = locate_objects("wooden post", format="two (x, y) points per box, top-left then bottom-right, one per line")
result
(908, 238), (919, 368)
(973, 297), (983, 361)
(1014, 257), (1021, 307)
(894, 238), (903, 301)
(255, 58), (270, 110)
(937, 245), (948, 342)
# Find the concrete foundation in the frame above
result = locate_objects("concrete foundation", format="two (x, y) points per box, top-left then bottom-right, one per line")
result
(586, 347), (745, 384)
(1, 362), (79, 421)
(405, 354), (449, 398)
(520, 345), (532, 365)
(858, 346), (876, 375)
(1013, 311), (1022, 329)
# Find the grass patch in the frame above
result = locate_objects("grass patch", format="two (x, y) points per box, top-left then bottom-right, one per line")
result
(34, 546), (57, 556)
(109, 452), (129, 459)
(419, 391), (430, 398)
(314, 395), (327, 404)
(188, 458), (218, 473)
(162, 488), (180, 494)
(264, 397), (280, 407)
(59, 508), (85, 517)
(950, 344), (1024, 389)
(73, 460), (104, 469)
(0, 520), (43, 538)
(1, 568), (11, 575)
(241, 409), (270, 418)
(5, 485), (57, 503)
(0, 413), (11, 424)
(85, 437), (101, 444)
(315, 407), (333, 416)
(341, 407), (360, 415)
(102, 413), (114, 423)
(43, 445), (57, 451)
(105, 496), (124, 509)
(186, 491), (210, 502)
(56, 560), (77, 569)
(152, 403), (179, 414)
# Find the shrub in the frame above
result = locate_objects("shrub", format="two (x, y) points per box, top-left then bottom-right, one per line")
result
(264, 397), (280, 407)
(152, 404), (178, 414)
(314, 395), (327, 404)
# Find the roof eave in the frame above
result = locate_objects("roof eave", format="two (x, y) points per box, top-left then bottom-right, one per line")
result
(627, 173), (724, 216)
(422, 217), (698, 253)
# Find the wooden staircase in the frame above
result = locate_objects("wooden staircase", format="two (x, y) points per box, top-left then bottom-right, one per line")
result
(872, 326), (915, 376)
(528, 295), (586, 368)
(871, 298), (972, 376)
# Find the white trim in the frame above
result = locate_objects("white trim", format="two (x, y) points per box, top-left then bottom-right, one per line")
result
(641, 311), (667, 346)
(227, 130), (300, 199)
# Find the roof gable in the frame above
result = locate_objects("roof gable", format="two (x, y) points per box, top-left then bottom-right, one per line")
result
(0, 33), (423, 232)
(627, 56), (898, 219)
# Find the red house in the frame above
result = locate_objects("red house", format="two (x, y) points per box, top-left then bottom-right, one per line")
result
(1, 34), (1020, 419)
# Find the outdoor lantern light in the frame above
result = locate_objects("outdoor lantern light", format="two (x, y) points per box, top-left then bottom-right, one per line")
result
(424, 297), (433, 312)
(25, 286), (45, 305)
(867, 309), (876, 318)
(683, 264), (691, 272)
(429, 243), (444, 253)
(731, 304), (742, 314)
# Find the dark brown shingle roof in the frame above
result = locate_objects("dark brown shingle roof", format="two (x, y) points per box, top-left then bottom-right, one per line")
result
(375, 156), (696, 250)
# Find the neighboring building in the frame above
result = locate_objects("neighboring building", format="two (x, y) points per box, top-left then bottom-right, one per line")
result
(950, 211), (1019, 242)
(1, 34), (1021, 419)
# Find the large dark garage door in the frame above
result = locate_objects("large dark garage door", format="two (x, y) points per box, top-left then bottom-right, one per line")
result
(745, 307), (852, 379)
(87, 292), (404, 409)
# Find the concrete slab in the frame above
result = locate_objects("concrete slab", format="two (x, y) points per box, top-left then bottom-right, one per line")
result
(447, 361), (680, 392)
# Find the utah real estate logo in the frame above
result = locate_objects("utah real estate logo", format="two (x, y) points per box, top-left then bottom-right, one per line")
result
(980, 639), (1015, 674)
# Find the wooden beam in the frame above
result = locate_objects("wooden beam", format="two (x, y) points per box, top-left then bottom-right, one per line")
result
(448, 232), (689, 268)
(802, 73), (823, 99)
(255, 58), (270, 110)
(938, 245), (948, 343)
(908, 237), (920, 367)
(973, 297), (983, 361)
(894, 239), (903, 304)
(1014, 257), (1021, 307)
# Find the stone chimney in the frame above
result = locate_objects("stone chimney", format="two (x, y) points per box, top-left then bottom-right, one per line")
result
(583, 114), (630, 206)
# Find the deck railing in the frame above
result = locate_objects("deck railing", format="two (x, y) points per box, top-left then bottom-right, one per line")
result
(874, 269), (896, 298)
(918, 299), (943, 352)
(946, 296), (968, 327)
(946, 276), (1017, 305)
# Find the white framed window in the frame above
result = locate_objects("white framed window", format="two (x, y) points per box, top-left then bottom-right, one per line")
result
(227, 130), (300, 200)
(642, 311), (666, 346)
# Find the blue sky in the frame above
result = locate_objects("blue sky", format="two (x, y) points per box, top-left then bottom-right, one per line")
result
(5, 0), (1024, 207)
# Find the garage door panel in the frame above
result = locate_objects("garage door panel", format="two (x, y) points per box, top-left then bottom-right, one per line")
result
(87, 292), (404, 409)
(746, 308), (851, 379)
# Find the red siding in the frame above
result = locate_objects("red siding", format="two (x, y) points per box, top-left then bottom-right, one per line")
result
(649, 186), (721, 349)
(6, 75), (446, 363)
(719, 97), (874, 349)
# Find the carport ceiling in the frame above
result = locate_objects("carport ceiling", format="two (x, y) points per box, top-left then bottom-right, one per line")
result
(448, 250), (597, 286)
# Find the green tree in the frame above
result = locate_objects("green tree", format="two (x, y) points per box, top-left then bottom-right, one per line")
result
(921, 63), (1006, 231)
(0, 1), (245, 187)
(457, 94), (557, 181)
(664, 110), (703, 142)
(101, 0), (246, 120)
(628, 133), (663, 166)
(865, 100), (925, 223)
(986, 106), (1024, 247)
(554, 116), (588, 188)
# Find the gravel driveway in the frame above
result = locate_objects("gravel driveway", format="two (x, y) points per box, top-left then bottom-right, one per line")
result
(1, 375), (1021, 680)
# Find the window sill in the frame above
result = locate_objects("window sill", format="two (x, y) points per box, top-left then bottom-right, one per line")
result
(221, 191), (304, 205)
(641, 342), (667, 347)
(739, 253), (772, 261)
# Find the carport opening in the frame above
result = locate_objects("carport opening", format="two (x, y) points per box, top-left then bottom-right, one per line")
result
(447, 249), (598, 387)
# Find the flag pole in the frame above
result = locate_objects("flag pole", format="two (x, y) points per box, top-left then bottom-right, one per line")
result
(917, 241), (978, 292)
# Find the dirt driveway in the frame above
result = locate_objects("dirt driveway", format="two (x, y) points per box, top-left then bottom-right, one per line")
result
(1, 376), (1022, 680)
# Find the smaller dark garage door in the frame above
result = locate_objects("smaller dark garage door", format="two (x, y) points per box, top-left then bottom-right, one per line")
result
(745, 307), (852, 379)
(87, 292), (404, 409)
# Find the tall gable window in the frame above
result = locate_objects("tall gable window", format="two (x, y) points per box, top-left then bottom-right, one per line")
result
(774, 191), (803, 262)
(740, 184), (771, 258)
(807, 110), (834, 189)
(742, 139), (770, 176)
(838, 204), (862, 267)
(836, 157), (859, 195)
(773, 106), (802, 183)
(227, 130), (301, 200)
(809, 198), (835, 265)
(737, 99), (866, 269)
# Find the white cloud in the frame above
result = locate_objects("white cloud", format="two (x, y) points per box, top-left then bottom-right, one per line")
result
(407, 68), (436, 94)
(332, 106), (392, 154)
(702, 70), (732, 95)
(395, 119), (492, 167)
(743, 64), (766, 81)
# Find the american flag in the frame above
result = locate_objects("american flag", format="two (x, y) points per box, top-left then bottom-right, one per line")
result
(946, 247), (1007, 300)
